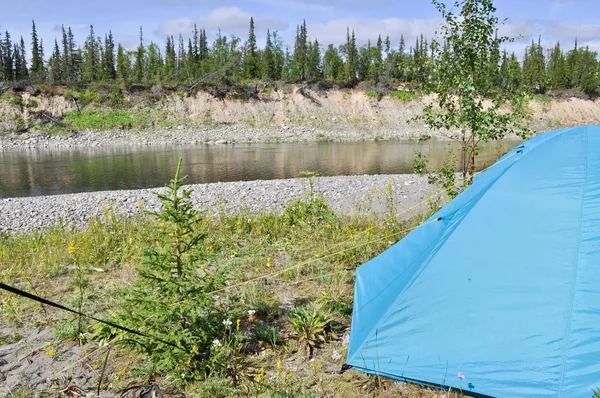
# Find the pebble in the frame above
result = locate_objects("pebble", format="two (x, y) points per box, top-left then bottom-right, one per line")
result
(0, 174), (437, 234)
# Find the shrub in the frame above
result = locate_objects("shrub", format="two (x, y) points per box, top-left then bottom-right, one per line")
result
(388, 90), (418, 101)
(365, 90), (379, 98)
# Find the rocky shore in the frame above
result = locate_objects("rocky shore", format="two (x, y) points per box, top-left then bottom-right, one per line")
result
(0, 174), (438, 234)
(0, 125), (439, 151)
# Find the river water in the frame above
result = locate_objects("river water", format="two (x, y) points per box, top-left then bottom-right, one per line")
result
(0, 140), (521, 198)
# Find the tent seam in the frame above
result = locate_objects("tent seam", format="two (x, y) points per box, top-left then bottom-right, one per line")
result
(557, 128), (589, 397)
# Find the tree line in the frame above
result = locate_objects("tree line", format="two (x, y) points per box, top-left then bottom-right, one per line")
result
(1, 19), (599, 95)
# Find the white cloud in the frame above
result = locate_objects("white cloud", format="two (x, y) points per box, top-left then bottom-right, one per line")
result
(155, 7), (288, 40)
(306, 17), (443, 47)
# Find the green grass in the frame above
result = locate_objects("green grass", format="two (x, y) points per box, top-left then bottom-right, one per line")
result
(388, 90), (419, 101)
(365, 89), (379, 98)
(62, 109), (153, 130)
(0, 192), (453, 397)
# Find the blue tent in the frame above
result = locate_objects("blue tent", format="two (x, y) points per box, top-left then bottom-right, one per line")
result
(347, 125), (600, 397)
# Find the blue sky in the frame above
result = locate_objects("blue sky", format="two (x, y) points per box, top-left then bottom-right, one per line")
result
(3, 0), (600, 55)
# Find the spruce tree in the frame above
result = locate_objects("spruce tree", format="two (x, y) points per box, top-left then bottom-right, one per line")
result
(103, 31), (116, 80)
(323, 44), (343, 81)
(579, 46), (599, 95)
(49, 39), (62, 83)
(30, 20), (44, 81)
(164, 35), (177, 81)
(272, 31), (285, 80)
(14, 37), (28, 80)
(396, 35), (406, 80)
(522, 37), (546, 93)
(134, 26), (146, 82)
(291, 21), (308, 81)
(344, 28), (357, 83)
(177, 34), (186, 82)
(116, 44), (130, 81)
(261, 29), (275, 80)
(307, 38), (321, 80)
(2, 32), (14, 81)
(566, 39), (583, 89)
(146, 41), (163, 83)
(547, 42), (567, 90)
(83, 25), (100, 82)
(243, 17), (259, 79)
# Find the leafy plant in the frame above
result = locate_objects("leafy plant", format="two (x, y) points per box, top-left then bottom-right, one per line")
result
(417, 0), (529, 181)
(254, 322), (282, 347)
(288, 303), (332, 358)
(365, 90), (379, 98)
(284, 171), (337, 227)
(388, 90), (418, 101)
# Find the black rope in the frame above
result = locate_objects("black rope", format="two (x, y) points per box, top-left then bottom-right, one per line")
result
(0, 282), (180, 349)
(97, 345), (112, 396)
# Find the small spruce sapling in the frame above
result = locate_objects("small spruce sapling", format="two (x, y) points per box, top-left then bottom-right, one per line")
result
(114, 158), (229, 378)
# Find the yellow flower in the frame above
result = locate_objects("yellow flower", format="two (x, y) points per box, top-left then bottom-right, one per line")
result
(277, 358), (282, 370)
(67, 240), (76, 256)
(236, 319), (241, 331)
(46, 349), (54, 356)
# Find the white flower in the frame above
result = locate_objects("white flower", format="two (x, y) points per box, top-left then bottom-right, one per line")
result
(331, 350), (342, 361)
(181, 373), (185, 378)
(212, 339), (222, 347)
(222, 319), (232, 326)
(248, 309), (256, 315)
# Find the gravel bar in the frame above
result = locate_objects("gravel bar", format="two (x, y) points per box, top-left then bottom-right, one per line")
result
(0, 125), (441, 151)
(0, 174), (438, 234)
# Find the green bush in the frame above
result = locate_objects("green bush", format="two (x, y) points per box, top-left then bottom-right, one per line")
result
(365, 89), (379, 98)
(62, 109), (151, 130)
(388, 90), (418, 101)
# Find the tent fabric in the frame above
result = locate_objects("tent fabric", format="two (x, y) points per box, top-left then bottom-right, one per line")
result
(347, 125), (600, 398)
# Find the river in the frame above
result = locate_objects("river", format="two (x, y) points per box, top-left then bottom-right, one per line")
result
(0, 140), (521, 198)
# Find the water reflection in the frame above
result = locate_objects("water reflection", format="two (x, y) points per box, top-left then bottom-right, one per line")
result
(0, 140), (521, 198)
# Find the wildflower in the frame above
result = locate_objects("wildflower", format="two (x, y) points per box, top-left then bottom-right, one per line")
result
(441, 395), (447, 398)
(331, 350), (342, 361)
(46, 349), (54, 356)
(223, 319), (232, 327)
(212, 339), (222, 347)
(67, 240), (76, 256)
(236, 319), (241, 330)
(181, 373), (185, 378)
(248, 309), (256, 315)
(457, 371), (465, 380)
(266, 257), (271, 268)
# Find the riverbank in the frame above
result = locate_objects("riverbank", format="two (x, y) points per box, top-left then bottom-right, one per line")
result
(0, 126), (435, 151)
(2, 86), (594, 150)
(0, 174), (437, 233)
